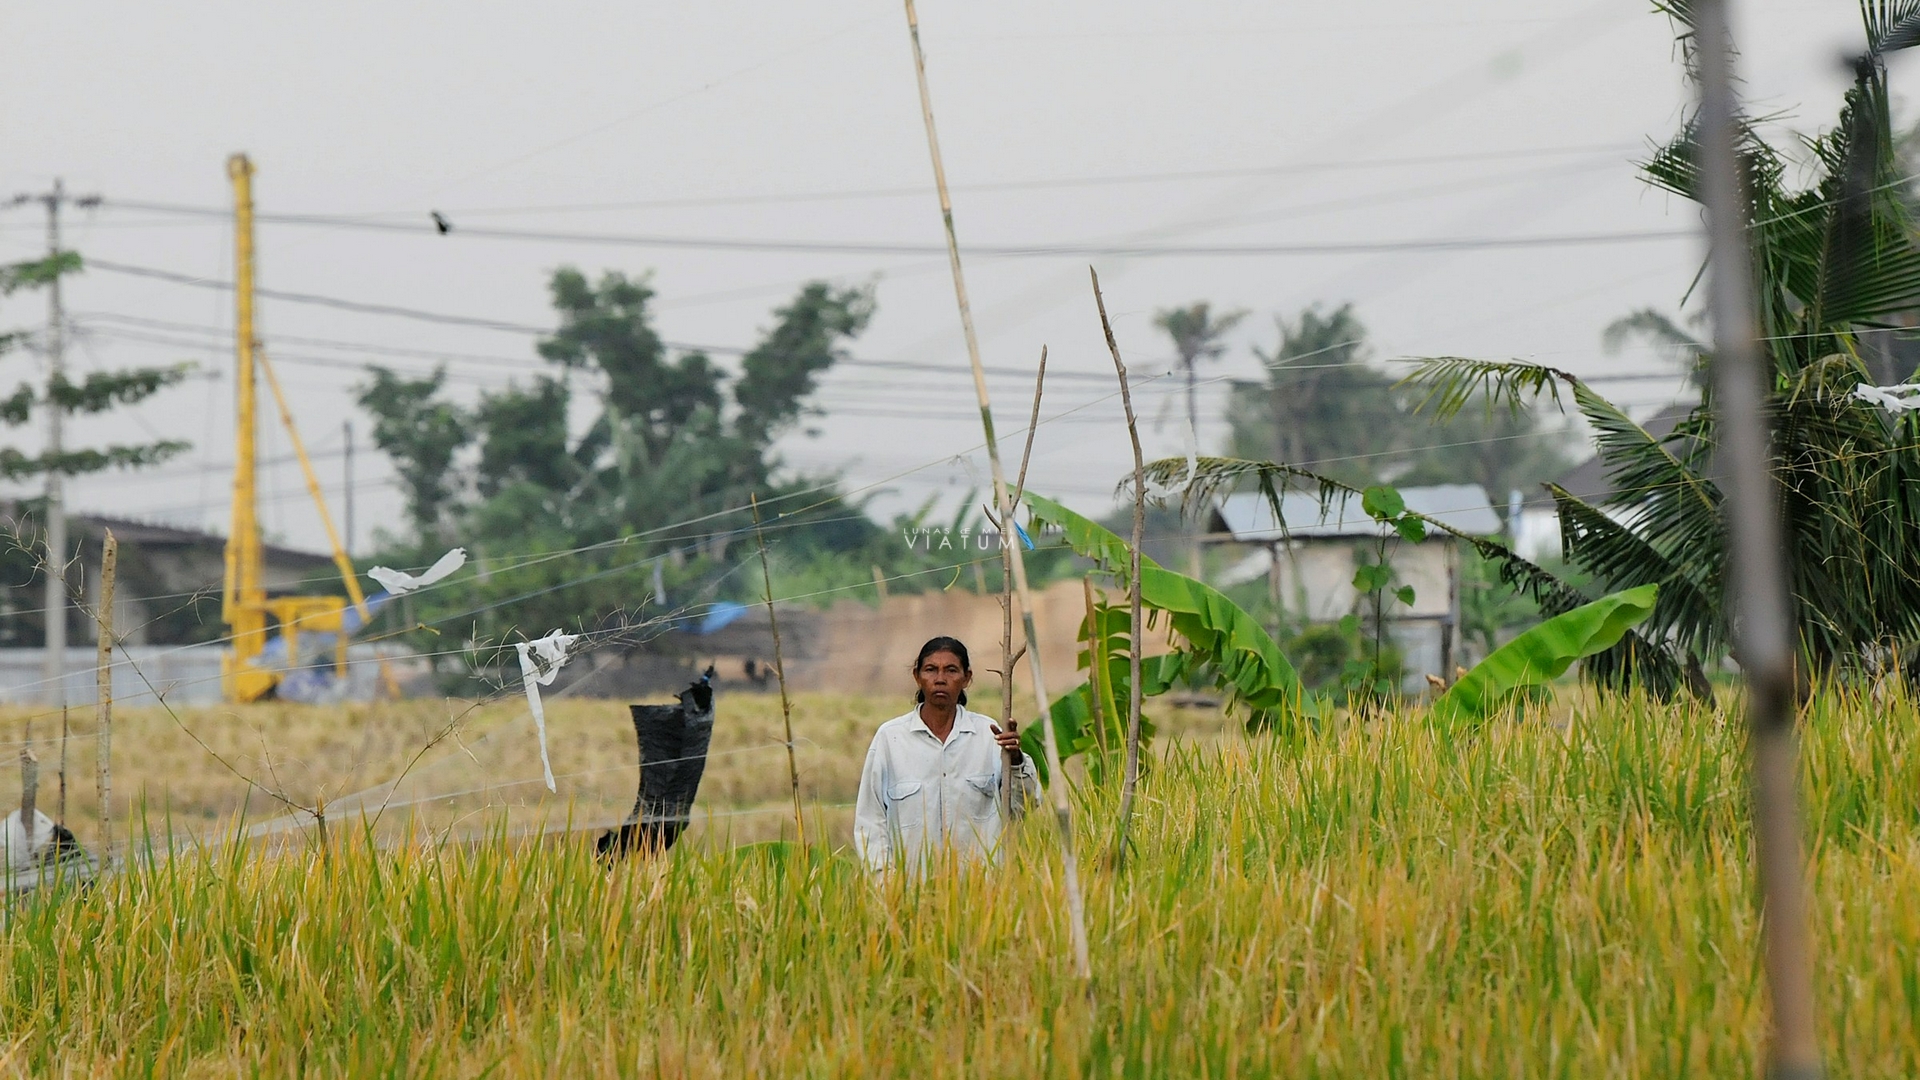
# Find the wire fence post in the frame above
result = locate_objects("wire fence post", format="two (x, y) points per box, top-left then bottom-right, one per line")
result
(1693, 1), (1821, 1075)
(750, 494), (806, 846)
(95, 530), (117, 860)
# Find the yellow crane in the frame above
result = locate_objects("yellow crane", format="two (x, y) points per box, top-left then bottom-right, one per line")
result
(221, 153), (372, 702)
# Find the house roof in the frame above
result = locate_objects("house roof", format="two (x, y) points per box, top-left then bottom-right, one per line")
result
(1211, 484), (1502, 542)
(72, 514), (334, 567)
(0, 503), (334, 568)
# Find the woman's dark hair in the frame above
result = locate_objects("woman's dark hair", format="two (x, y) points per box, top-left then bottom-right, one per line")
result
(912, 636), (970, 705)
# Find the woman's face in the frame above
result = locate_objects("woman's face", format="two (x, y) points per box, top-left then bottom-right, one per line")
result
(914, 650), (972, 710)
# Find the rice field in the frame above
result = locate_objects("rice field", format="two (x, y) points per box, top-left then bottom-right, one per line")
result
(1, 688), (1917, 1076)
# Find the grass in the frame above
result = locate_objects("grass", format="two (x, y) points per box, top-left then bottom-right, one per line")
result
(1, 688), (1917, 1076)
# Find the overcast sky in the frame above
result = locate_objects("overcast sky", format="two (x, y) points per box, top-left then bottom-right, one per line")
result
(0, 0), (1884, 555)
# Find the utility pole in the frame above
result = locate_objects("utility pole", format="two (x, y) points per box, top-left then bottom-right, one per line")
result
(12, 180), (101, 706)
(1693, 1), (1821, 1076)
(343, 420), (355, 558)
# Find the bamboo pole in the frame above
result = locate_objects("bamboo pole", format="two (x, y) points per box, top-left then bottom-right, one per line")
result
(901, 0), (1092, 985)
(1091, 270), (1148, 873)
(996, 347), (1049, 820)
(750, 494), (806, 844)
(94, 530), (116, 858)
(1692, 2), (1820, 1076)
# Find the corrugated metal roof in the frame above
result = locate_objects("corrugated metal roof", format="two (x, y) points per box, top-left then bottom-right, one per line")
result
(1215, 484), (1502, 541)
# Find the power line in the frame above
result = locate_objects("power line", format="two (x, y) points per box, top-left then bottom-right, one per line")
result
(92, 143), (1638, 222)
(85, 216), (1693, 257)
(73, 310), (1172, 385)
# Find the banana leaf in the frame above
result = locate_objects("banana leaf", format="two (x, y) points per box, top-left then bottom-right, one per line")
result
(1430, 584), (1658, 726)
(1026, 494), (1304, 732)
(1023, 651), (1182, 785)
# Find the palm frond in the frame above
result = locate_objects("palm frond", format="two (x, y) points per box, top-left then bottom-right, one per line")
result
(1396, 357), (1574, 421)
(1550, 485), (1722, 656)
(1864, 1), (1920, 54)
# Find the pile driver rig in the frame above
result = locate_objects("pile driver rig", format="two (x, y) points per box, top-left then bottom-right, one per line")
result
(219, 154), (374, 703)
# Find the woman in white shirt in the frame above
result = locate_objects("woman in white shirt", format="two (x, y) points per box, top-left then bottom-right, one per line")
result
(853, 636), (1038, 873)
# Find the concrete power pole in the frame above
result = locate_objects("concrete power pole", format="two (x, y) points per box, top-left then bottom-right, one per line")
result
(13, 181), (101, 706)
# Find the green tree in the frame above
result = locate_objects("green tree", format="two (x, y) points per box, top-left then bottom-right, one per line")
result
(1225, 304), (1401, 485)
(0, 253), (189, 483)
(1179, 2), (1920, 693)
(1391, 390), (1578, 513)
(1225, 303), (1571, 501)
(475, 376), (572, 497)
(353, 365), (472, 546)
(357, 271), (887, 656)
(1154, 301), (1246, 441)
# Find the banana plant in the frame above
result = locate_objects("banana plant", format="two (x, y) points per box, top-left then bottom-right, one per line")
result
(1430, 584), (1659, 728)
(1021, 495), (1305, 778)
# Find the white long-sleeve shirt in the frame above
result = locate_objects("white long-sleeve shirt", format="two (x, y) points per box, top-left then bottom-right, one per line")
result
(853, 704), (1039, 873)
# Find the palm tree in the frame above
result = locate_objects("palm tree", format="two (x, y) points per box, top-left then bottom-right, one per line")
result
(1156, 302), (1246, 575)
(1156, 1), (1920, 691)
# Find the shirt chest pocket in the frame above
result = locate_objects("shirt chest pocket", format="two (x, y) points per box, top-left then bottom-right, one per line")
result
(961, 772), (1000, 820)
(887, 779), (928, 831)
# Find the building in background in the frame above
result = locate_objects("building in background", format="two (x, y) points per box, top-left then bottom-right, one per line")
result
(1207, 484), (1502, 692)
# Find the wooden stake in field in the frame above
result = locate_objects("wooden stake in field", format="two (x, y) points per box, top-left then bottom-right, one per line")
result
(995, 347), (1047, 821)
(1692, 2), (1820, 1076)
(94, 530), (116, 858)
(750, 494), (806, 845)
(901, 0), (1092, 985)
(55, 703), (68, 825)
(1091, 270), (1148, 873)
(18, 746), (38, 849)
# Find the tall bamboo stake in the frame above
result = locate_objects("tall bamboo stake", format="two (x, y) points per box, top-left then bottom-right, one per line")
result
(1693, 2), (1820, 1076)
(1091, 271), (1148, 873)
(998, 347), (1048, 821)
(901, 0), (1091, 984)
(750, 494), (805, 844)
(95, 530), (116, 858)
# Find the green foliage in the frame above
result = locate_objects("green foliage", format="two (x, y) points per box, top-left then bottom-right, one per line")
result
(353, 365), (473, 545)
(475, 376), (573, 497)
(1396, 3), (1920, 680)
(1431, 585), (1659, 727)
(1155, 454), (1683, 697)
(1024, 647), (1180, 786)
(0, 250), (188, 487)
(1226, 304), (1575, 499)
(1226, 303), (1399, 486)
(1025, 494), (1303, 736)
(356, 271), (909, 663)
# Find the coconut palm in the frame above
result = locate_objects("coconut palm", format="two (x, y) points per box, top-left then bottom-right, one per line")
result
(1152, 1), (1920, 690)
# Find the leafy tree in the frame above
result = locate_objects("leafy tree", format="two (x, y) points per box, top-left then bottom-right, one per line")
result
(1155, 301), (1246, 439)
(353, 366), (472, 547)
(1226, 304), (1398, 485)
(475, 376), (572, 497)
(0, 253), (189, 483)
(1177, 2), (1920, 692)
(1225, 302), (1572, 501)
(359, 270), (894, 660)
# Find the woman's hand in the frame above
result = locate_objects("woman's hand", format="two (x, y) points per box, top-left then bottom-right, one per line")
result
(991, 721), (1022, 756)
